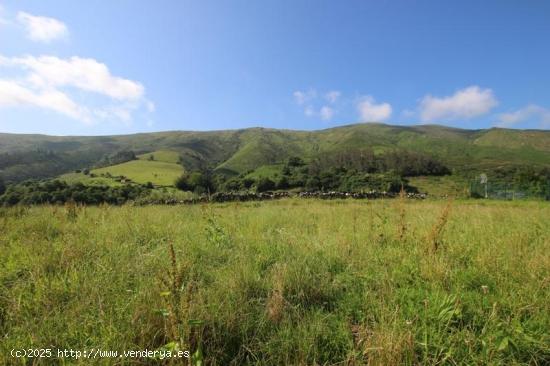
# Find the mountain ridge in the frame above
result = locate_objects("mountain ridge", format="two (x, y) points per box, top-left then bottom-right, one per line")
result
(2, 122), (550, 139)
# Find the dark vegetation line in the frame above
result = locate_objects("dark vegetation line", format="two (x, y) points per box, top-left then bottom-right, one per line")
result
(0, 180), (428, 206)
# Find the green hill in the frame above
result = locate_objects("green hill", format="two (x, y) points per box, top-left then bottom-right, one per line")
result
(1, 124), (549, 190)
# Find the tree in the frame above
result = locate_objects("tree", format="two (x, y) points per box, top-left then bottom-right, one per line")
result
(0, 176), (6, 196)
(175, 171), (216, 194)
(242, 177), (255, 189)
(256, 177), (275, 192)
(276, 176), (289, 190)
(282, 165), (291, 176)
(223, 178), (241, 191)
(287, 156), (305, 167)
(305, 176), (321, 191)
(175, 173), (192, 191)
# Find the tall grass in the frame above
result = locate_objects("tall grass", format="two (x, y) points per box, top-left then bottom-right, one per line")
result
(0, 199), (549, 365)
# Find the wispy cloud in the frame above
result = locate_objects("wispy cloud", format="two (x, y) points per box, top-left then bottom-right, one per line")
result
(320, 106), (335, 121)
(497, 104), (550, 128)
(0, 5), (9, 25)
(325, 90), (341, 104)
(294, 89), (339, 120)
(293, 89), (316, 105)
(0, 79), (91, 122)
(17, 11), (68, 43)
(419, 86), (497, 122)
(357, 95), (392, 122)
(0, 54), (153, 124)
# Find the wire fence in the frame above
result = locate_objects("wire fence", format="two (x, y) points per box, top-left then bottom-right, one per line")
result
(469, 180), (550, 200)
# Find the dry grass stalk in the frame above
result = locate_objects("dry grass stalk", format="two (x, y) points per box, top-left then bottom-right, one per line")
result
(397, 185), (407, 242)
(160, 242), (192, 351)
(428, 200), (453, 253)
(358, 324), (415, 366)
(266, 264), (286, 324)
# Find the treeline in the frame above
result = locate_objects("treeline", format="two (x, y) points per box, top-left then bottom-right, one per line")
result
(175, 149), (448, 194)
(220, 167), (415, 194)
(0, 180), (149, 206)
(308, 149), (450, 177)
(93, 150), (136, 168)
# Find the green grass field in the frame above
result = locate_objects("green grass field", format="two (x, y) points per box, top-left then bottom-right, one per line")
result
(58, 151), (184, 187)
(58, 172), (125, 186)
(91, 160), (184, 186)
(138, 150), (182, 164)
(408, 176), (469, 197)
(1, 199), (549, 365)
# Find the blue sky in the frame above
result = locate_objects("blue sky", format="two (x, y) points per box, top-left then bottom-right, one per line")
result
(1, 0), (549, 135)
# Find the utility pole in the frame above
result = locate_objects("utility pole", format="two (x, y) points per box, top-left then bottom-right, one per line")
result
(480, 174), (488, 199)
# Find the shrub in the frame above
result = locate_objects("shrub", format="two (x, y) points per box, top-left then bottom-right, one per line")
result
(276, 176), (289, 190)
(0, 176), (5, 196)
(175, 171), (216, 194)
(256, 177), (275, 192)
(242, 177), (255, 189)
(287, 156), (305, 167)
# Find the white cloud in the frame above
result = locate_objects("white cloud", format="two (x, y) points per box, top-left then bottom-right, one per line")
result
(320, 106), (335, 121)
(325, 90), (341, 104)
(8, 55), (144, 100)
(17, 12), (68, 43)
(0, 54), (152, 124)
(0, 80), (91, 122)
(419, 86), (498, 122)
(357, 96), (392, 122)
(293, 89), (316, 105)
(497, 104), (550, 128)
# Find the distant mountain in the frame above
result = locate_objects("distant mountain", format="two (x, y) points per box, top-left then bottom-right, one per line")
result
(1, 123), (549, 183)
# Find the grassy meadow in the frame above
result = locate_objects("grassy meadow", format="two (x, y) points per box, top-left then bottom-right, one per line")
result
(59, 152), (184, 187)
(1, 199), (549, 365)
(91, 160), (183, 186)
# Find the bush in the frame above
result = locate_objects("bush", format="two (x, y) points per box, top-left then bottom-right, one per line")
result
(276, 176), (289, 190)
(0, 177), (5, 196)
(175, 171), (216, 194)
(175, 174), (192, 191)
(287, 156), (305, 167)
(305, 177), (321, 191)
(0, 180), (150, 206)
(256, 177), (275, 192)
(242, 177), (255, 189)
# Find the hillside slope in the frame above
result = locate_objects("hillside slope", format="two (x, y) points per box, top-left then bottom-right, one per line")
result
(0, 123), (549, 183)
